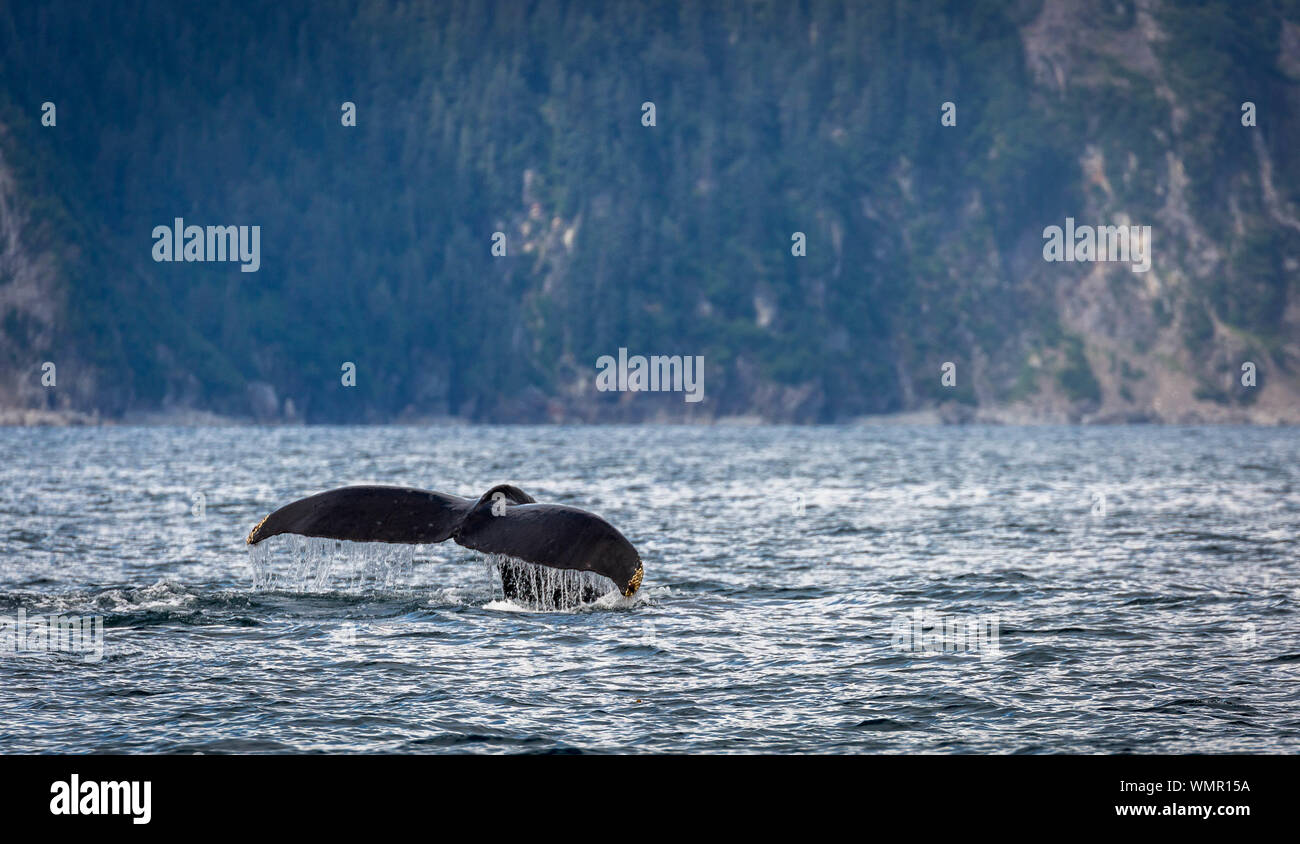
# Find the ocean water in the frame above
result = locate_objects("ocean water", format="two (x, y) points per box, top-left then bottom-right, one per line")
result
(1, 424), (1297, 754)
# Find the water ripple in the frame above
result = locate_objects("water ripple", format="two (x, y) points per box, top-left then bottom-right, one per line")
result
(0, 424), (1296, 753)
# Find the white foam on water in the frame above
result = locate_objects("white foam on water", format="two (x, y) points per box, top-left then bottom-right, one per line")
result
(6, 579), (201, 616)
(92, 579), (199, 611)
(482, 598), (539, 613)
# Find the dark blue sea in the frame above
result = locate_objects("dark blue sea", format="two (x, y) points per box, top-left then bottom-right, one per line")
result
(1, 425), (1297, 753)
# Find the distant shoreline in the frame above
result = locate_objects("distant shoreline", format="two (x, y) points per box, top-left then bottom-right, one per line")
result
(3, 406), (1296, 427)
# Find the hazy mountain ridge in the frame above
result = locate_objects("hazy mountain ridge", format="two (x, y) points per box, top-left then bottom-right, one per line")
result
(0, 0), (1297, 424)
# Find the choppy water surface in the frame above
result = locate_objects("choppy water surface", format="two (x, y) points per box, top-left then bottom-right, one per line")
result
(1, 425), (1297, 753)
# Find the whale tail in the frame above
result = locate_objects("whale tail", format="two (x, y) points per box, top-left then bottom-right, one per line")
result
(246, 484), (643, 600)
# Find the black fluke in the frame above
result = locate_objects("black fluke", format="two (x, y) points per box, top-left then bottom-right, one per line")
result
(246, 484), (644, 599)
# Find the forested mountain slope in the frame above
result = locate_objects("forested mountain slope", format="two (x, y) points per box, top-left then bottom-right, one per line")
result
(1, 0), (1298, 423)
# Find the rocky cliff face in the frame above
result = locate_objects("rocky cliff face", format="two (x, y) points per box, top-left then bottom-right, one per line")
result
(0, 0), (1296, 424)
(998, 0), (1300, 424)
(0, 140), (68, 419)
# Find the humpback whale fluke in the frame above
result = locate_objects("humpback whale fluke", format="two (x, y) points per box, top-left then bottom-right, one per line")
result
(246, 484), (644, 600)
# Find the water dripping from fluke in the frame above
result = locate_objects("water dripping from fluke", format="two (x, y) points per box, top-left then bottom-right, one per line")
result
(245, 537), (621, 610)
(246, 535), (417, 594)
(481, 553), (619, 612)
